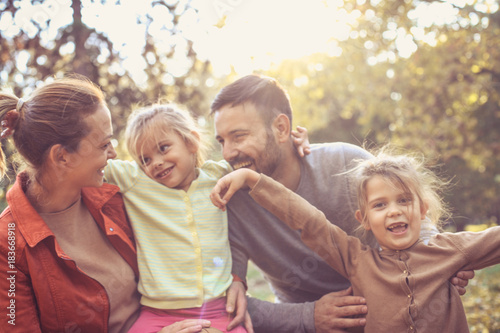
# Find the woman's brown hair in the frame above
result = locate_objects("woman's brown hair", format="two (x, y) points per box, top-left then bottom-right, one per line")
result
(0, 76), (106, 180)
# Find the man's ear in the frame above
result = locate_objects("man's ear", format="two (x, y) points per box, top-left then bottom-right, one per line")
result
(272, 114), (291, 143)
(355, 210), (371, 230)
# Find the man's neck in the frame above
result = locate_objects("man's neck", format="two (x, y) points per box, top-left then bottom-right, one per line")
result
(270, 147), (302, 192)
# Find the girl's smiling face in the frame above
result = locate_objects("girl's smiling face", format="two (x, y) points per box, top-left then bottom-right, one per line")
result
(355, 175), (428, 251)
(138, 129), (198, 192)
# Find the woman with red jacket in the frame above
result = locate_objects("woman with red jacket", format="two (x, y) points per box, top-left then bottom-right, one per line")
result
(0, 77), (212, 333)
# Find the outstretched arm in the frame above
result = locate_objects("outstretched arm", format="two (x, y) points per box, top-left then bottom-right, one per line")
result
(420, 216), (475, 295)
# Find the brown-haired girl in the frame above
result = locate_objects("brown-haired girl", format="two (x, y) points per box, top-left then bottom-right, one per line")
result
(211, 147), (500, 333)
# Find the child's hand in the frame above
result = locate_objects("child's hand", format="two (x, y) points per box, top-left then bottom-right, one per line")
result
(211, 169), (260, 211)
(291, 125), (311, 157)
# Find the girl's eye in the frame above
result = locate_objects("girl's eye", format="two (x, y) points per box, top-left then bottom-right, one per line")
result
(399, 197), (412, 205)
(373, 202), (385, 209)
(160, 144), (170, 152)
(140, 157), (150, 166)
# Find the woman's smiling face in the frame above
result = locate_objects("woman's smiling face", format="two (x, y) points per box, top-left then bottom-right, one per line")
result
(66, 104), (117, 189)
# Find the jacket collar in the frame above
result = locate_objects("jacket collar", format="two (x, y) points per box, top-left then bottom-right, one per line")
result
(6, 172), (120, 248)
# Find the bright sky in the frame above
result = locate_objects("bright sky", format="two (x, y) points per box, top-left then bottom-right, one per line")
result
(189, 0), (354, 75)
(1, 0), (498, 84)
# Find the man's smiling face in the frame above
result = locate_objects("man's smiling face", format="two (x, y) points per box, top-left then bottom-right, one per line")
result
(214, 101), (282, 177)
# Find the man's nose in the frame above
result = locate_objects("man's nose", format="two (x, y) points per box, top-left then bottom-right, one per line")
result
(222, 141), (238, 162)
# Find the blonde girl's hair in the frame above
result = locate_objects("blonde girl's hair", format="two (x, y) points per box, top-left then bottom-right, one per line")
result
(0, 76), (106, 180)
(352, 146), (451, 233)
(125, 104), (208, 168)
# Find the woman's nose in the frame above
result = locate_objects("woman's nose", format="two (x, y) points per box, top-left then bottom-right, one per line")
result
(108, 144), (117, 159)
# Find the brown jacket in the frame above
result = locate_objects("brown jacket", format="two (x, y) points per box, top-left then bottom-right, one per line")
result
(0, 173), (138, 332)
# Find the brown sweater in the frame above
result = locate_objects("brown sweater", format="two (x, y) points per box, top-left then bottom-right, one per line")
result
(250, 174), (500, 333)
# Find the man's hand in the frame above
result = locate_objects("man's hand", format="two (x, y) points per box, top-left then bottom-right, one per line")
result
(314, 287), (367, 333)
(226, 281), (254, 333)
(451, 270), (475, 295)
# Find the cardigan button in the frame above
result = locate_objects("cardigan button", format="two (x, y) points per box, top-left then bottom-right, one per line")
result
(109, 227), (114, 232)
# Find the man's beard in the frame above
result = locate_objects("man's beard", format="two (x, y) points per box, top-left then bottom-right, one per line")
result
(257, 131), (282, 177)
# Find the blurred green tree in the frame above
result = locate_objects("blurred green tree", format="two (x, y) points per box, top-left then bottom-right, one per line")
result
(265, 0), (500, 231)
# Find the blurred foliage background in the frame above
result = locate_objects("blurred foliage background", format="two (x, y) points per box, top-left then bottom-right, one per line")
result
(1, 0), (499, 330)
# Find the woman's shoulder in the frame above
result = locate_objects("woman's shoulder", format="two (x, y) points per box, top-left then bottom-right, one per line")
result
(0, 207), (28, 254)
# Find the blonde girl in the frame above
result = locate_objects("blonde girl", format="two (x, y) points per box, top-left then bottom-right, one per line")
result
(211, 147), (500, 333)
(104, 104), (250, 333)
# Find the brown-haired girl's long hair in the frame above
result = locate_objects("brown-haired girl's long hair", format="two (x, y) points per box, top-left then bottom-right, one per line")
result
(0, 76), (106, 181)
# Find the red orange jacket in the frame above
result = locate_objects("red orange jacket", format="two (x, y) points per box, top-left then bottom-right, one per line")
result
(0, 173), (138, 332)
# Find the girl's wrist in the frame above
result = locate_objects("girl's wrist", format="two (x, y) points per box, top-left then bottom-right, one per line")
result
(245, 169), (260, 189)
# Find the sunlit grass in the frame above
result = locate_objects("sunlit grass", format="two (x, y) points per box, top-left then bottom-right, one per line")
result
(246, 262), (500, 331)
(463, 265), (500, 333)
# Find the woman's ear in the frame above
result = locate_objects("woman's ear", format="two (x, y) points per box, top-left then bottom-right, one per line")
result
(47, 144), (68, 166)
(45, 144), (79, 178)
(355, 210), (371, 230)
(272, 114), (291, 143)
(48, 144), (85, 170)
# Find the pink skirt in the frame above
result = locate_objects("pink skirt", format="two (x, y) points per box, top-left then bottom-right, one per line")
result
(128, 297), (247, 333)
